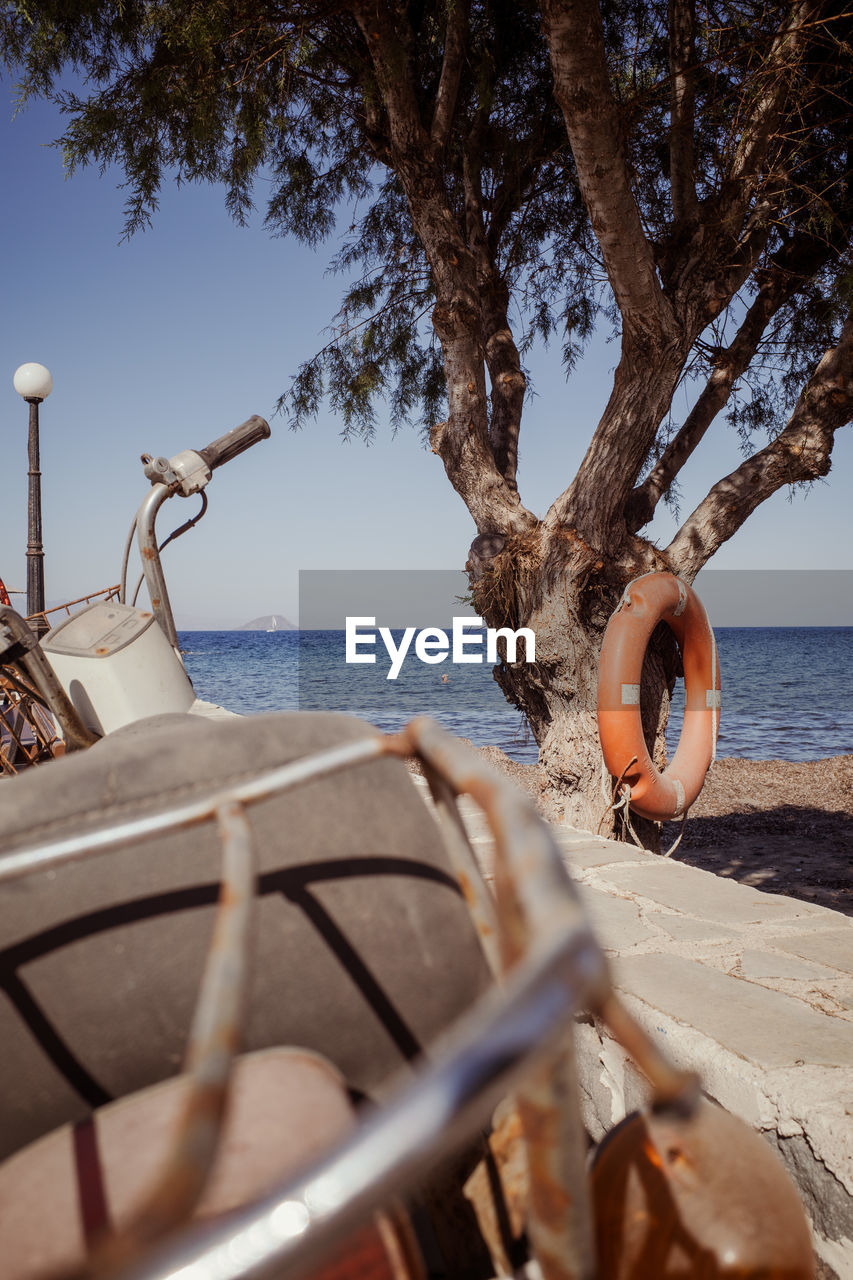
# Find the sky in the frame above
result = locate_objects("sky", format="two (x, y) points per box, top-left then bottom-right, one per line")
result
(2, 86), (851, 629)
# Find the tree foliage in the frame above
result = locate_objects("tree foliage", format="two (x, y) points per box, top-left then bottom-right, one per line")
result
(4, 0), (851, 547)
(5, 0), (852, 821)
(3, 2), (579, 435)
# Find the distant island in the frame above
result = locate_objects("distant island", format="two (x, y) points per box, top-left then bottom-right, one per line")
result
(238, 615), (296, 631)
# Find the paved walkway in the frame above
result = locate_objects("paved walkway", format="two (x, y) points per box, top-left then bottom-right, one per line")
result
(410, 774), (853, 1278)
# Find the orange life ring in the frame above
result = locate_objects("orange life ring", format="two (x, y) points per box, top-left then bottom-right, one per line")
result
(0, 577), (10, 607)
(597, 572), (720, 821)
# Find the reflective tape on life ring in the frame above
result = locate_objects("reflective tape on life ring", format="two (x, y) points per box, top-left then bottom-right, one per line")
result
(597, 572), (720, 821)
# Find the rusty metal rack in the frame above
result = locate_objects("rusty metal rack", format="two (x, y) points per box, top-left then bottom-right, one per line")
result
(0, 604), (99, 776)
(0, 588), (122, 776)
(0, 665), (64, 774)
(2, 716), (699, 1280)
(24, 584), (121, 637)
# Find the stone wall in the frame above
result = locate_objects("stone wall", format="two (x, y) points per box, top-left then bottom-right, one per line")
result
(417, 774), (853, 1278)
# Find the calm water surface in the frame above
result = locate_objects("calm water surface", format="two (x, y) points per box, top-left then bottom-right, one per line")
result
(180, 627), (853, 764)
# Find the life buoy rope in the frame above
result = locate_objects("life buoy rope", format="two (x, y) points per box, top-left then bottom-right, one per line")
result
(597, 572), (720, 822)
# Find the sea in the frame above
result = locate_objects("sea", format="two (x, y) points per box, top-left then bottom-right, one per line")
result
(179, 627), (853, 764)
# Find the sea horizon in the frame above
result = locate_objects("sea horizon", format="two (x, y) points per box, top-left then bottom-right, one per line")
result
(180, 626), (853, 765)
(187, 624), (853, 631)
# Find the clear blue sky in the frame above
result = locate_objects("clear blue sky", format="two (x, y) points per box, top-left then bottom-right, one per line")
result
(2, 86), (851, 628)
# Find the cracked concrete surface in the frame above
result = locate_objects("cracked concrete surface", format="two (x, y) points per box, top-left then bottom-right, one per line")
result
(411, 774), (853, 1278)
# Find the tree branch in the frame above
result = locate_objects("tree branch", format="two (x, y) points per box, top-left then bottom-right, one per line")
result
(483, 283), (526, 492)
(431, 0), (469, 151)
(537, 0), (688, 542)
(720, 0), (817, 237)
(455, 96), (525, 494)
(667, 311), (853, 577)
(428, 411), (536, 534)
(540, 0), (677, 349)
(668, 0), (698, 225)
(351, 4), (429, 177)
(544, 343), (687, 546)
(353, 0), (535, 535)
(662, 0), (817, 337)
(627, 230), (833, 530)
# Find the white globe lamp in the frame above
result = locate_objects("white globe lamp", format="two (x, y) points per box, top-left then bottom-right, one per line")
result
(13, 362), (53, 403)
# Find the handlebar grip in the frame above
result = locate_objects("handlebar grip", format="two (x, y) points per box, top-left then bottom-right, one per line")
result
(197, 415), (271, 471)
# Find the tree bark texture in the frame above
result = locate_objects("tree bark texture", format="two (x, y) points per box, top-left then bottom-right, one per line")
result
(354, 0), (852, 845)
(353, 0), (536, 537)
(472, 527), (679, 843)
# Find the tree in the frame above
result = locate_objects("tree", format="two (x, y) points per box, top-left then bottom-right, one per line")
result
(4, 0), (851, 838)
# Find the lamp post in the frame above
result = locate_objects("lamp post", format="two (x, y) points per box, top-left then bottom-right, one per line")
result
(13, 363), (53, 634)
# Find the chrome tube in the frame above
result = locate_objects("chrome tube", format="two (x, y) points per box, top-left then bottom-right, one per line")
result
(0, 735), (385, 884)
(95, 803), (257, 1257)
(103, 929), (605, 1280)
(421, 762), (503, 976)
(136, 483), (179, 648)
(0, 604), (97, 751)
(385, 718), (602, 1279)
(3, 718), (694, 1280)
(119, 516), (137, 605)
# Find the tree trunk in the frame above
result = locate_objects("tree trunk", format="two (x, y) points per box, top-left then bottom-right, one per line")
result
(472, 532), (679, 849)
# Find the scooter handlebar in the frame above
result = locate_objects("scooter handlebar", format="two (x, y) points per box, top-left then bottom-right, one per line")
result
(196, 415), (271, 471)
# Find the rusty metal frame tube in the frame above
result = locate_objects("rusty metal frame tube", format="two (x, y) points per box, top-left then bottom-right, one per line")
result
(29, 584), (123, 630)
(91, 802), (257, 1266)
(0, 734), (385, 885)
(396, 721), (698, 1270)
(387, 720), (697, 1274)
(420, 763), (502, 976)
(136, 483), (179, 649)
(0, 695), (38, 769)
(119, 516), (137, 605)
(4, 716), (694, 1280)
(517, 1039), (597, 1280)
(137, 803), (256, 1227)
(17, 644), (99, 753)
(386, 718), (600, 1279)
(98, 928), (605, 1280)
(0, 604), (98, 751)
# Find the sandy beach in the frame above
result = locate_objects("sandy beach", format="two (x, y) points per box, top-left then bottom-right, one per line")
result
(467, 747), (853, 918)
(661, 755), (853, 916)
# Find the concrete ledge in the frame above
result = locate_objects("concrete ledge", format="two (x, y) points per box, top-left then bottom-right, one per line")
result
(412, 776), (853, 1278)
(562, 831), (853, 1278)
